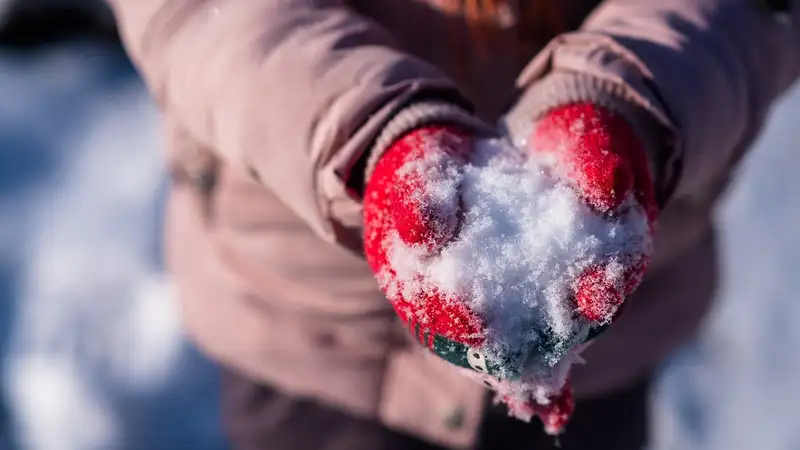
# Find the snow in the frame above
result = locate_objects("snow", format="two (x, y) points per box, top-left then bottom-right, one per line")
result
(385, 138), (649, 397)
(652, 83), (800, 450)
(0, 39), (798, 450)
(0, 43), (225, 449)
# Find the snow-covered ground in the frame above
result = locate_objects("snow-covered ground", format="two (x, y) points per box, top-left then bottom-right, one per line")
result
(652, 77), (800, 449)
(0, 43), (225, 450)
(0, 41), (797, 450)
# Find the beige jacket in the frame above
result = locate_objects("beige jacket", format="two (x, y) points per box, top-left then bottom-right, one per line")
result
(107, 0), (800, 447)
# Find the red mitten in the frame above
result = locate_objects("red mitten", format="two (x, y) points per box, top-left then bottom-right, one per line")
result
(528, 103), (658, 324)
(502, 103), (659, 434)
(362, 103), (658, 436)
(489, 103), (659, 434)
(364, 126), (486, 352)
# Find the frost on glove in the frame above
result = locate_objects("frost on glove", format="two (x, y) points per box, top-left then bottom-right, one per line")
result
(362, 102), (657, 435)
(528, 103), (659, 322)
(487, 102), (659, 432)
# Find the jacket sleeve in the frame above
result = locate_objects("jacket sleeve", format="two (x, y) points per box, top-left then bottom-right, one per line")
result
(504, 0), (800, 204)
(106, 0), (487, 246)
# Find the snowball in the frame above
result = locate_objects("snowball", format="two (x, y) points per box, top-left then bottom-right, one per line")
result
(381, 137), (651, 412)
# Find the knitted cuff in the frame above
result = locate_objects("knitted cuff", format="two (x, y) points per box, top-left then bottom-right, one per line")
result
(364, 101), (496, 181)
(502, 71), (678, 208)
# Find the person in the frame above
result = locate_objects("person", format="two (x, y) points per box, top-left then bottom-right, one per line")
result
(105, 0), (800, 449)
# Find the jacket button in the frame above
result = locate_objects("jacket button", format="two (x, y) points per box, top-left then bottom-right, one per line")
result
(442, 406), (466, 430)
(314, 331), (338, 348)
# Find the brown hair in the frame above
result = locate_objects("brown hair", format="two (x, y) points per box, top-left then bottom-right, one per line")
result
(440, 0), (567, 76)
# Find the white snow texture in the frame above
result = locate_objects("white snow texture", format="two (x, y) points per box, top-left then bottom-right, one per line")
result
(385, 138), (649, 396)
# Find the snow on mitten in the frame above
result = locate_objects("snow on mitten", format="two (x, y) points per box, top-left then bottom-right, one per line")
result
(363, 124), (490, 363)
(487, 103), (660, 433)
(363, 101), (657, 436)
(527, 103), (659, 324)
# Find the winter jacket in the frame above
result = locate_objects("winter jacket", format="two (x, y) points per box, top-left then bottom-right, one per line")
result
(106, 0), (800, 448)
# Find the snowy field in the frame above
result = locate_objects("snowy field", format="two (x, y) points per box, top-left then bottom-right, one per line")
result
(0, 43), (225, 449)
(0, 41), (797, 450)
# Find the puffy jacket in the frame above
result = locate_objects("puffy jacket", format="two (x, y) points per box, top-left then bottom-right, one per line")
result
(106, 0), (800, 447)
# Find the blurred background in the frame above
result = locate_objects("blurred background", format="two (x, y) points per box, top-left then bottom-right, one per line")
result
(0, 2), (798, 449)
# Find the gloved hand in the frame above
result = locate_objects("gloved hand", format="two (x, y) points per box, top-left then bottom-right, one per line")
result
(362, 101), (658, 434)
(364, 124), (487, 351)
(493, 102), (660, 433)
(527, 103), (659, 323)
